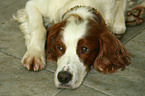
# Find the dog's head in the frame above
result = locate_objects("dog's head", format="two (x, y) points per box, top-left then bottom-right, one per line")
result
(45, 7), (130, 89)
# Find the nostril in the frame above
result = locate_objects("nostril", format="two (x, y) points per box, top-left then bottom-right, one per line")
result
(57, 71), (72, 84)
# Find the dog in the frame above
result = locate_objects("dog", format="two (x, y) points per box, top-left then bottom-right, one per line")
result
(14, 0), (145, 89)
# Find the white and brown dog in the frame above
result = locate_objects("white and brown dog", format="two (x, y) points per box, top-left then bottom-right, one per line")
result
(14, 0), (145, 89)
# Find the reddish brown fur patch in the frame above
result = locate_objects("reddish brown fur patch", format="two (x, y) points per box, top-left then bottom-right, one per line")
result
(77, 19), (130, 73)
(55, 37), (66, 57)
(76, 18), (105, 72)
(46, 21), (67, 61)
(77, 38), (99, 72)
(88, 19), (131, 73)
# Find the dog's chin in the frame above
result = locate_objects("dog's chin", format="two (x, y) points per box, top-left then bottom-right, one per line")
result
(55, 82), (81, 89)
(57, 84), (72, 89)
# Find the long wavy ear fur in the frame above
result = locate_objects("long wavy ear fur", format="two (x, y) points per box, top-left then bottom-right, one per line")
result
(93, 31), (131, 73)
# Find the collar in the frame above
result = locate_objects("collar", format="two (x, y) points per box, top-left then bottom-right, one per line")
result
(62, 6), (100, 20)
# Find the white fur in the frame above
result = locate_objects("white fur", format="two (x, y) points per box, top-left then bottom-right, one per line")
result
(14, 0), (145, 88)
(54, 16), (88, 89)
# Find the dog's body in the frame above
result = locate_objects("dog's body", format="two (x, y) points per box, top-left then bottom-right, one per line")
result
(14, 0), (145, 89)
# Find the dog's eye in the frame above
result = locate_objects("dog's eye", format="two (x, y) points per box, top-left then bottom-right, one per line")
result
(57, 44), (63, 51)
(81, 47), (88, 54)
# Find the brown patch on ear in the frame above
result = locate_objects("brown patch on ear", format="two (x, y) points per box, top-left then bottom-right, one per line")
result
(88, 19), (130, 73)
(88, 19), (131, 73)
(93, 30), (131, 73)
(45, 21), (67, 62)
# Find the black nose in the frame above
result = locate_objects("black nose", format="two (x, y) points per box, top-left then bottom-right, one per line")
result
(57, 71), (72, 84)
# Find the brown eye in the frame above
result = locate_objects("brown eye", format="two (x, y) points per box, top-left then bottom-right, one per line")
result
(57, 44), (63, 51)
(81, 47), (88, 54)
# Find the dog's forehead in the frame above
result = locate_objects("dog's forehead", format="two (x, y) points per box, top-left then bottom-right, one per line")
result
(61, 19), (88, 49)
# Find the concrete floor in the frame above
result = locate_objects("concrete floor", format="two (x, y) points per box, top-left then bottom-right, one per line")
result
(0, 0), (145, 96)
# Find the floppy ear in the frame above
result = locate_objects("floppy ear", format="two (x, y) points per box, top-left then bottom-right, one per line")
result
(45, 21), (66, 62)
(93, 31), (131, 73)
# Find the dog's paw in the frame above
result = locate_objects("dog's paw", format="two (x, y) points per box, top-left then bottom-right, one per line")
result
(21, 51), (46, 71)
(126, 7), (145, 26)
(112, 24), (126, 35)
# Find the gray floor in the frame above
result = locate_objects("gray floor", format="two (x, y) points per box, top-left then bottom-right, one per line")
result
(0, 0), (145, 96)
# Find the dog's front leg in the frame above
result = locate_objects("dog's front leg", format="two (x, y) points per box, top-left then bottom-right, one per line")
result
(112, 0), (127, 35)
(21, 1), (46, 71)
